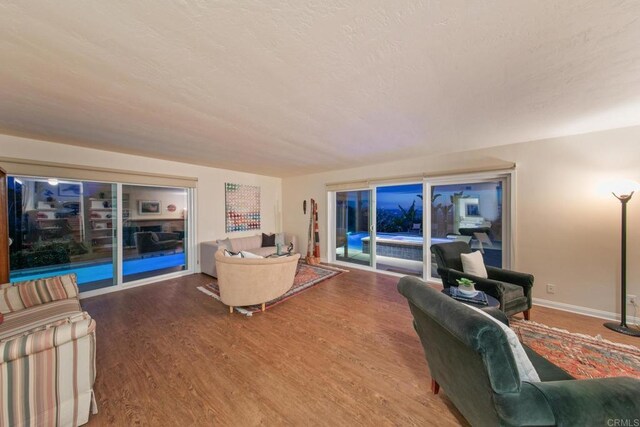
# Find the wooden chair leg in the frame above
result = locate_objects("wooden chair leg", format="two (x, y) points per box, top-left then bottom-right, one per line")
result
(229, 306), (233, 314)
(261, 303), (266, 312)
(523, 309), (530, 320)
(431, 379), (440, 395)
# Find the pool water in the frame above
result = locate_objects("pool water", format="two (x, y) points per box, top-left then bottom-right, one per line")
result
(346, 232), (424, 251)
(10, 253), (186, 287)
(346, 232), (367, 251)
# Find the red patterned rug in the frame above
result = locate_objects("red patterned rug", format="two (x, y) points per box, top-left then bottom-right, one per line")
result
(197, 262), (345, 316)
(510, 319), (640, 380)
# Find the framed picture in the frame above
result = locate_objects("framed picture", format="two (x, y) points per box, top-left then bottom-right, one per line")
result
(58, 183), (81, 197)
(225, 183), (261, 232)
(138, 200), (161, 215)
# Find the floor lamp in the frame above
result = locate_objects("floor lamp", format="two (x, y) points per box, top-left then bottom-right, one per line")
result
(604, 179), (640, 337)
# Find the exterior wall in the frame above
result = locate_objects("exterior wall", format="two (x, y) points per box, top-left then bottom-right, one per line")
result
(282, 125), (640, 317)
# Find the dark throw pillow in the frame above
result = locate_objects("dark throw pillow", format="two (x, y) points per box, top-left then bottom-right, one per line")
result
(261, 233), (276, 247)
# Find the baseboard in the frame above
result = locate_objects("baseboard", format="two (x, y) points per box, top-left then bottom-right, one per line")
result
(533, 297), (640, 325)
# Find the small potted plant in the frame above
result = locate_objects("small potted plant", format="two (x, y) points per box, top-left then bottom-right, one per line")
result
(456, 278), (477, 296)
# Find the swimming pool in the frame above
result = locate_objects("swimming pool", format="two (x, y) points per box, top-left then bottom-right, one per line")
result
(346, 232), (424, 254)
(361, 234), (424, 261)
(10, 253), (186, 288)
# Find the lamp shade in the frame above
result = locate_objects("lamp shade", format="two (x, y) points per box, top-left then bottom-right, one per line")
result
(602, 178), (640, 198)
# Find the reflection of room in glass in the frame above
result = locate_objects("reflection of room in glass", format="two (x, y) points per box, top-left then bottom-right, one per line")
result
(7, 177), (117, 291)
(430, 182), (503, 274)
(7, 178), (189, 291)
(122, 185), (188, 283)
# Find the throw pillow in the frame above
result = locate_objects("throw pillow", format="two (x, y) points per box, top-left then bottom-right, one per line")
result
(461, 251), (488, 278)
(261, 233), (276, 247)
(275, 232), (285, 246)
(466, 305), (541, 383)
(223, 249), (242, 258)
(240, 251), (264, 259)
(216, 238), (233, 251)
(150, 232), (160, 243)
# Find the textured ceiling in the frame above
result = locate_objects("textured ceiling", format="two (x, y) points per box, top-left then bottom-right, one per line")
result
(1, 1), (639, 177)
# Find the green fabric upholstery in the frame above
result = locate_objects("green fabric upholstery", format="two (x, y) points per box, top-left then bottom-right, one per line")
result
(432, 242), (534, 317)
(397, 276), (640, 426)
(530, 378), (640, 426)
(523, 346), (573, 382)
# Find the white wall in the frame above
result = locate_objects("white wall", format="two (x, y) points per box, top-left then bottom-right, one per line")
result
(282, 125), (640, 317)
(0, 134), (282, 271)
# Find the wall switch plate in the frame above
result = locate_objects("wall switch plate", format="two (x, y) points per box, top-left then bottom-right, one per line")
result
(627, 294), (637, 305)
(546, 284), (556, 294)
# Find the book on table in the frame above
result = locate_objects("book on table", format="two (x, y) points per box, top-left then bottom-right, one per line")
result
(450, 287), (489, 306)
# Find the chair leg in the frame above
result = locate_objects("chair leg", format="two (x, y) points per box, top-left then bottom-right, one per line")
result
(523, 309), (530, 320)
(261, 303), (266, 312)
(431, 379), (440, 395)
(229, 306), (233, 314)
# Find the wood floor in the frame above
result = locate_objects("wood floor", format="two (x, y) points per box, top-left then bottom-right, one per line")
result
(81, 268), (639, 426)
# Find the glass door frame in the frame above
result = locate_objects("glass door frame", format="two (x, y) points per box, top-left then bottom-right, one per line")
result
(327, 170), (514, 282)
(80, 183), (196, 299)
(372, 181), (424, 277)
(5, 173), (197, 299)
(424, 170), (514, 282)
(327, 188), (377, 270)
(329, 179), (425, 275)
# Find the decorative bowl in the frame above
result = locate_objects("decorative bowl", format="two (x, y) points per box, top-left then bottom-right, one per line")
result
(458, 287), (478, 297)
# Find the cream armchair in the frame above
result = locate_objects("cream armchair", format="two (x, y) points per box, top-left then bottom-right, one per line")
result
(214, 251), (301, 312)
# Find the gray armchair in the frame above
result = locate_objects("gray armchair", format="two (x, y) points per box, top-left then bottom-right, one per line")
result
(431, 241), (533, 318)
(397, 276), (640, 426)
(134, 231), (180, 255)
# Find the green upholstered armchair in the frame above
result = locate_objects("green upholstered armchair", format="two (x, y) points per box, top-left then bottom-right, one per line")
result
(397, 276), (640, 426)
(431, 241), (533, 318)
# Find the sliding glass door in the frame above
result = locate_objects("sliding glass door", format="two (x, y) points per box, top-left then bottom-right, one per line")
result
(335, 190), (372, 267)
(7, 176), (192, 293)
(428, 177), (509, 280)
(122, 185), (188, 282)
(333, 183), (424, 276)
(374, 184), (423, 277)
(330, 172), (512, 281)
(8, 177), (117, 291)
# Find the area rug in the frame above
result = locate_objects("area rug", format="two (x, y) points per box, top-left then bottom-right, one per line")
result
(510, 319), (640, 380)
(197, 263), (346, 316)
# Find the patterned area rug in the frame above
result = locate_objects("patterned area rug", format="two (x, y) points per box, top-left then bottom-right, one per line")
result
(511, 319), (640, 379)
(197, 262), (346, 316)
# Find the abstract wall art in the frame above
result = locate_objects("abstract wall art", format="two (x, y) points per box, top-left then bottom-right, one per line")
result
(225, 183), (261, 232)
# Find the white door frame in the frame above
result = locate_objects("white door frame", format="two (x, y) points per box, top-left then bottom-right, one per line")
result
(80, 185), (196, 299)
(328, 188), (376, 271)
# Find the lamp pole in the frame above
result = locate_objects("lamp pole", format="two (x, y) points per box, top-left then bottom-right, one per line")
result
(604, 191), (640, 337)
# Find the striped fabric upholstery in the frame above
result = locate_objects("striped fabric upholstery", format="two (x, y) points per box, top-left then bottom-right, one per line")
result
(0, 274), (79, 314)
(0, 313), (96, 427)
(0, 299), (83, 341)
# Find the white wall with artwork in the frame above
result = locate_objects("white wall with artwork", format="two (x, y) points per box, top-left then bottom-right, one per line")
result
(126, 186), (188, 220)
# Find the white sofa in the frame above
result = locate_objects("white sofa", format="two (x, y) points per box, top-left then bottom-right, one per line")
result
(200, 233), (298, 277)
(215, 250), (301, 312)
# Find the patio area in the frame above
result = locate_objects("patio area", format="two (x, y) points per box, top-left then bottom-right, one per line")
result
(336, 232), (502, 277)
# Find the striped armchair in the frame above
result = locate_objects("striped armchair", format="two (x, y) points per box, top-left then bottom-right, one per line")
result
(0, 274), (97, 426)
